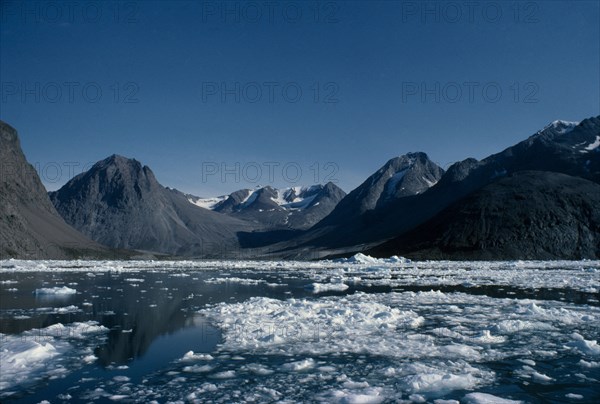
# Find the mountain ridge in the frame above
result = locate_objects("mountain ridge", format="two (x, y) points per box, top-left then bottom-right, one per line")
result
(4, 116), (598, 260)
(0, 120), (115, 259)
(49, 154), (258, 257)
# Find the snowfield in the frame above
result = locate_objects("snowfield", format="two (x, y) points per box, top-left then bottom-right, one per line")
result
(1, 255), (598, 402)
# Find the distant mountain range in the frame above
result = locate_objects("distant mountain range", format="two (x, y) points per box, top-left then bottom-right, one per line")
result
(1, 116), (599, 260)
(187, 183), (345, 230)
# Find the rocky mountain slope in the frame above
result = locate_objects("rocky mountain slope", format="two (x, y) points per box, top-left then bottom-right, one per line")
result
(271, 117), (600, 259)
(49, 155), (256, 257)
(368, 171), (600, 259)
(20, 115), (600, 261)
(189, 183), (346, 230)
(0, 120), (112, 259)
(267, 152), (445, 256)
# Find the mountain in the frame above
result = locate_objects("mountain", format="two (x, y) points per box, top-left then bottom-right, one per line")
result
(12, 116), (600, 261)
(317, 152), (444, 227)
(275, 117), (600, 258)
(370, 116), (600, 241)
(435, 118), (600, 191)
(0, 120), (112, 259)
(368, 171), (600, 259)
(266, 152), (444, 256)
(49, 155), (256, 257)
(188, 183), (346, 230)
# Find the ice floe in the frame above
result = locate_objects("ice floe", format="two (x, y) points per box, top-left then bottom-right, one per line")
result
(0, 321), (108, 396)
(306, 282), (349, 293)
(34, 286), (77, 295)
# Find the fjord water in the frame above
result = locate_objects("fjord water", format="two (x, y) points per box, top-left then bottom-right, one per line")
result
(1, 259), (599, 403)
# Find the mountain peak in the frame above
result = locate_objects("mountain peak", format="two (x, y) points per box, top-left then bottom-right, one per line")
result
(543, 120), (580, 134)
(0, 120), (18, 145)
(318, 152), (445, 226)
(98, 154), (143, 169)
(187, 183), (346, 230)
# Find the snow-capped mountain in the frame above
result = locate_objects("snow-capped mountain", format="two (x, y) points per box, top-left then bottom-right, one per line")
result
(315, 152), (444, 229)
(188, 183), (346, 230)
(6, 115), (598, 260)
(439, 116), (600, 187)
(296, 117), (600, 257)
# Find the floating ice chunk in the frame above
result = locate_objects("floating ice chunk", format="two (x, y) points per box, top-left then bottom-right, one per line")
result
(578, 359), (600, 368)
(0, 321), (108, 394)
(242, 363), (274, 375)
(281, 358), (316, 372)
(180, 351), (214, 361)
(565, 393), (584, 400)
(405, 368), (480, 395)
(321, 386), (385, 404)
(531, 371), (553, 382)
(183, 364), (214, 373)
(210, 370), (236, 379)
(463, 392), (523, 403)
(0, 340), (60, 391)
(492, 320), (553, 333)
(204, 277), (266, 285)
(307, 282), (349, 293)
(567, 333), (600, 356)
(518, 302), (593, 325)
(473, 330), (506, 344)
(35, 286), (76, 295)
(335, 253), (409, 265)
(54, 305), (81, 314)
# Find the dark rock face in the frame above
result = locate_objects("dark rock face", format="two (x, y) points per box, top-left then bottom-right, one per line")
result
(0, 120), (109, 259)
(286, 182), (347, 230)
(49, 155), (255, 257)
(296, 118), (600, 256)
(437, 117), (600, 191)
(8, 116), (599, 261)
(368, 171), (600, 260)
(317, 152), (444, 227)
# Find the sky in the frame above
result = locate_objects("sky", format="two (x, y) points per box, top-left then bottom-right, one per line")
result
(1, 0), (599, 196)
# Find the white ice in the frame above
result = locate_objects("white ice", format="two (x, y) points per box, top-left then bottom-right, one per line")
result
(34, 286), (77, 295)
(0, 321), (108, 395)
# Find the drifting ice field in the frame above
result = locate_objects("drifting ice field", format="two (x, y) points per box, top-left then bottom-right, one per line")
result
(1, 255), (599, 403)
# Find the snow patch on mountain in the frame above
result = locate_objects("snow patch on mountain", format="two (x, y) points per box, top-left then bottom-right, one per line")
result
(188, 195), (228, 210)
(190, 185), (325, 212)
(544, 120), (580, 135)
(582, 135), (600, 152)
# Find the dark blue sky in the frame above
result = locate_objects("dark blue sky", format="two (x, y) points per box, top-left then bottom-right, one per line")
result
(1, 0), (599, 195)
